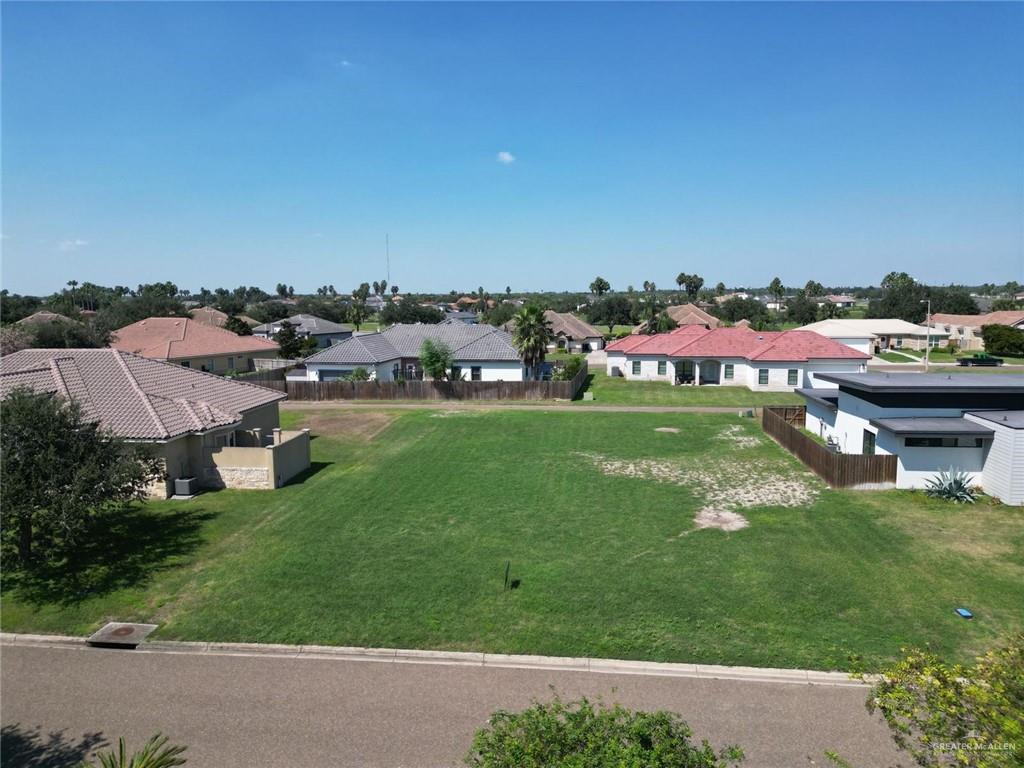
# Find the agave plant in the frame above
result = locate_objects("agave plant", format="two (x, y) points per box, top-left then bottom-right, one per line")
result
(83, 734), (187, 768)
(924, 467), (976, 504)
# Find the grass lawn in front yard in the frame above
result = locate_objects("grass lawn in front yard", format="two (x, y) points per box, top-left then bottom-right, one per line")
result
(572, 370), (803, 406)
(3, 408), (1021, 672)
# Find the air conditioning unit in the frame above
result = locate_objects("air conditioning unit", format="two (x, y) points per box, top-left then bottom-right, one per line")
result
(174, 477), (198, 496)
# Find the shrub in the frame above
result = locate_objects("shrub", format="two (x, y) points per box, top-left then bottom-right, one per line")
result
(924, 467), (976, 504)
(980, 325), (1024, 357)
(465, 696), (743, 768)
(867, 635), (1024, 768)
(80, 733), (187, 767)
(552, 355), (584, 381)
(346, 367), (370, 382)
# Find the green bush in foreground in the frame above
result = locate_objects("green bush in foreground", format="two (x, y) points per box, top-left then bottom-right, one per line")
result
(81, 733), (187, 768)
(867, 634), (1023, 768)
(465, 696), (743, 768)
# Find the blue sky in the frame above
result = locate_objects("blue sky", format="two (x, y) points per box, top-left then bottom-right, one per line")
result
(2, 2), (1022, 296)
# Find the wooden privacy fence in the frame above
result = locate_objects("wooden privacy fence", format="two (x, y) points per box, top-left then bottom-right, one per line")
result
(262, 361), (589, 402)
(761, 406), (896, 489)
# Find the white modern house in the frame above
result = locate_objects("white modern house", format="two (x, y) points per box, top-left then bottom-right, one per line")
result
(252, 314), (353, 348)
(296, 321), (526, 382)
(605, 326), (869, 392)
(797, 319), (947, 354)
(800, 372), (1024, 503)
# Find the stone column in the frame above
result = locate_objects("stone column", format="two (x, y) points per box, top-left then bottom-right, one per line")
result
(694, 361), (701, 386)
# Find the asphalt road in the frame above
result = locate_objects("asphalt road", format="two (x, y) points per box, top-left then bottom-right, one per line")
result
(0, 644), (905, 768)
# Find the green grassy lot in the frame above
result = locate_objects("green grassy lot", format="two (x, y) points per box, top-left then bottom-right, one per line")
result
(875, 352), (915, 363)
(573, 371), (803, 406)
(4, 408), (1021, 671)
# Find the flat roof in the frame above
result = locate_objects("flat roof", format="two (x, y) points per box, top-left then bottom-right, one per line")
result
(869, 417), (995, 437)
(796, 388), (838, 410)
(815, 372), (1024, 393)
(965, 410), (1024, 430)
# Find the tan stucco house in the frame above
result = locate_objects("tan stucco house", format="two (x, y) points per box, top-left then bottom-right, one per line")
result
(111, 317), (279, 373)
(0, 348), (309, 498)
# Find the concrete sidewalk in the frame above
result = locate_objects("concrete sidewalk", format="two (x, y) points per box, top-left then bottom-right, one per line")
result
(1, 640), (902, 768)
(281, 400), (755, 413)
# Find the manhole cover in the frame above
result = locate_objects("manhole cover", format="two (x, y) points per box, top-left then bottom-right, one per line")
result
(87, 622), (158, 648)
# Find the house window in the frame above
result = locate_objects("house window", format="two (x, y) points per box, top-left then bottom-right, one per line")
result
(724, 364), (734, 380)
(758, 369), (769, 385)
(227, 357), (235, 371)
(862, 430), (876, 455)
(905, 437), (983, 448)
(471, 366), (482, 381)
(657, 361), (666, 376)
(787, 369), (799, 386)
(632, 360), (641, 375)
(894, 336), (903, 348)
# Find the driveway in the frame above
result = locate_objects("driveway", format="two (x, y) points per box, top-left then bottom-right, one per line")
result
(1, 643), (904, 767)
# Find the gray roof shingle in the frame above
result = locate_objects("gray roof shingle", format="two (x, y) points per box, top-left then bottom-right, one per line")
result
(303, 322), (521, 364)
(1, 348), (285, 440)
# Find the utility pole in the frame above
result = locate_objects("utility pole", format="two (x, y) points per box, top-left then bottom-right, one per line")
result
(921, 298), (931, 373)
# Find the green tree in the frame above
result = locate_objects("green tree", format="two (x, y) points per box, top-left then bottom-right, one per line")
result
(869, 272), (927, 323)
(677, 273), (704, 300)
(866, 634), (1023, 768)
(654, 310), (679, 333)
(589, 276), (611, 297)
(275, 283), (289, 298)
(29, 318), (109, 349)
(928, 285), (980, 315)
(223, 316), (253, 336)
(505, 286), (512, 297)
(586, 295), (634, 333)
(0, 290), (42, 323)
(380, 302), (443, 326)
(511, 304), (553, 380)
(419, 338), (455, 380)
(715, 297), (768, 325)
(768, 277), (785, 303)
(465, 695), (743, 768)
(1, 388), (163, 567)
(981, 325), (1024, 356)
(273, 321), (304, 359)
(804, 280), (825, 297)
(391, 284), (399, 296)
(785, 292), (819, 326)
(347, 283), (372, 330)
(715, 282), (726, 296)
(346, 367), (371, 382)
(0, 325), (33, 355)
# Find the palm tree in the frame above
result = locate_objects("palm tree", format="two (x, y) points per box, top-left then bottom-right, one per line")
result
(511, 305), (553, 380)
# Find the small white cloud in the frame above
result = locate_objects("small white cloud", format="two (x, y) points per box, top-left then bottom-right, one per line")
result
(496, 151), (516, 165)
(57, 239), (88, 252)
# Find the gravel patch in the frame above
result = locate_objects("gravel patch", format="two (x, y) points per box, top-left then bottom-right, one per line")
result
(713, 424), (762, 449)
(654, 427), (680, 433)
(579, 452), (818, 532)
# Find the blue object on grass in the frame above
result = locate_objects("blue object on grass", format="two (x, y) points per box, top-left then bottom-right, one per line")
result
(955, 607), (973, 619)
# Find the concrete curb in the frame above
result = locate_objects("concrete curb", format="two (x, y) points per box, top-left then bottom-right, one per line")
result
(0, 633), (871, 687)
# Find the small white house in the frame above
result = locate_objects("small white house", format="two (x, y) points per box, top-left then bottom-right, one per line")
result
(797, 319), (947, 353)
(299, 321), (527, 382)
(801, 372), (1024, 503)
(605, 326), (869, 392)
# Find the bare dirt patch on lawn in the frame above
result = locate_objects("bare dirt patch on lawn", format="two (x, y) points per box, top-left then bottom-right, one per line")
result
(654, 427), (680, 433)
(299, 410), (398, 442)
(713, 423), (762, 449)
(579, 452), (818, 532)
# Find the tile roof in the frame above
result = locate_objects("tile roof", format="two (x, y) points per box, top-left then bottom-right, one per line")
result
(607, 326), (869, 362)
(252, 314), (352, 336)
(1, 348), (285, 440)
(544, 311), (603, 340)
(797, 319), (943, 337)
(303, 322), (521, 364)
(111, 317), (279, 360)
(932, 311), (1024, 330)
(632, 303), (720, 333)
(15, 310), (76, 326)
